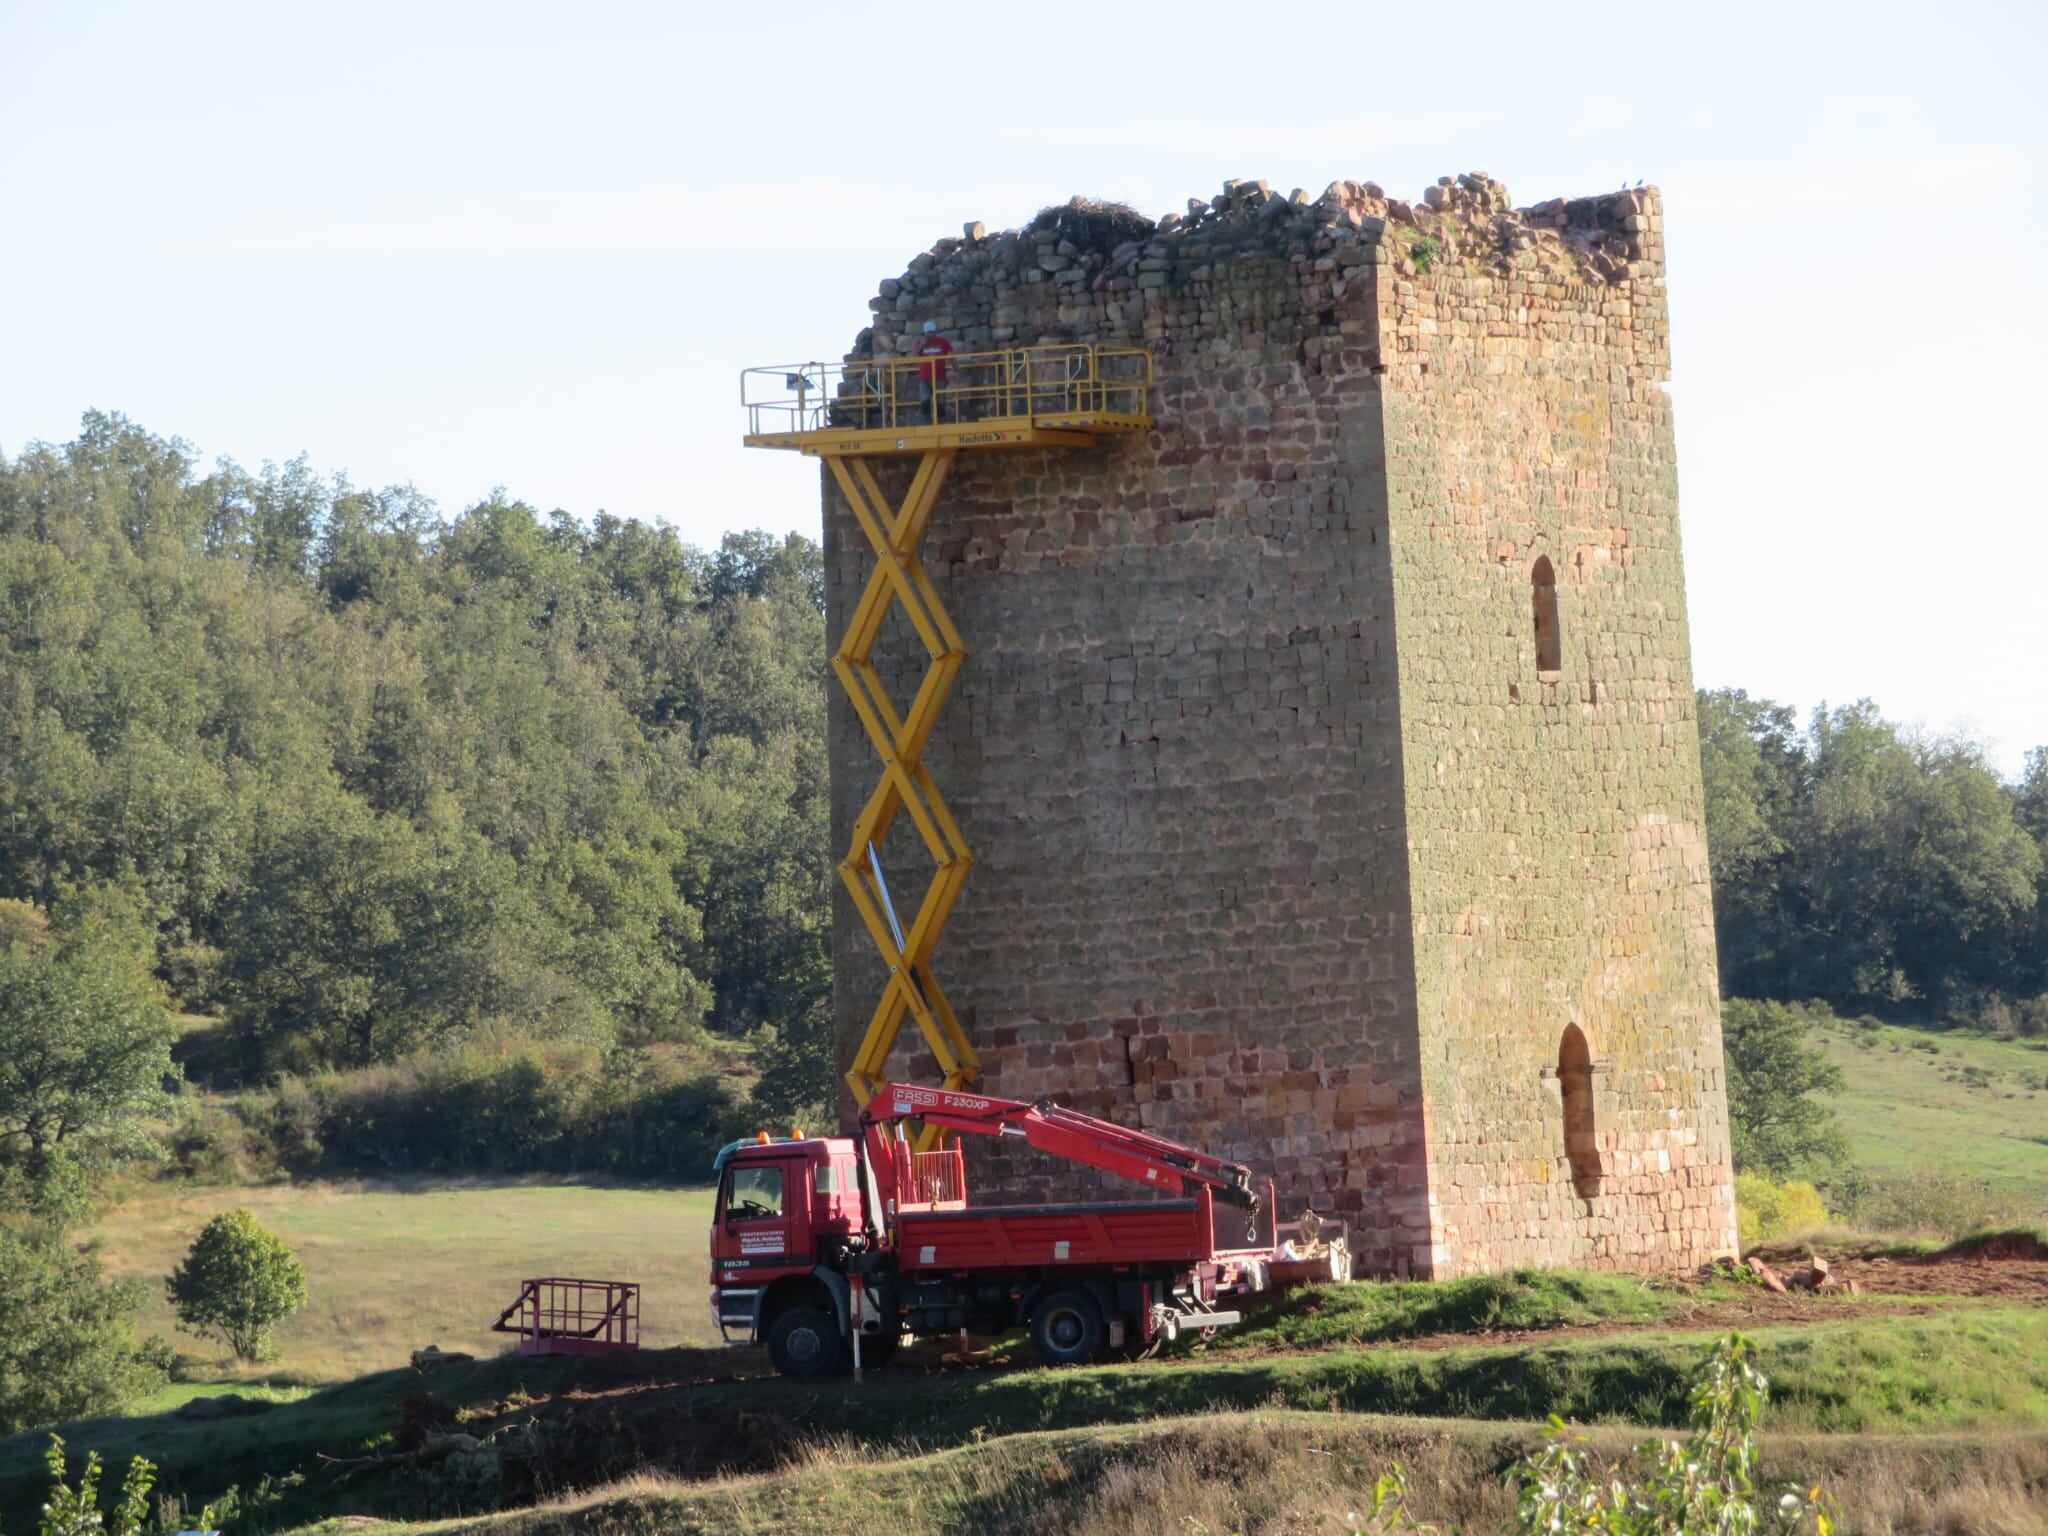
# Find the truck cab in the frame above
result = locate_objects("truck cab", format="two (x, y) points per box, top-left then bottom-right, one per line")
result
(708, 1135), (875, 1373)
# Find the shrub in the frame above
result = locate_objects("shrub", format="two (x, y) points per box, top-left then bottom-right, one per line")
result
(582, 1062), (751, 1178)
(236, 1073), (326, 1168)
(1510, 1332), (1833, 1534)
(0, 1232), (165, 1433)
(215, 1038), (756, 1181)
(311, 1045), (583, 1173)
(154, 1472), (302, 1536)
(1734, 1170), (1830, 1249)
(1977, 996), (2020, 1038)
(166, 1208), (308, 1362)
(163, 1098), (260, 1182)
(2018, 993), (2048, 1040)
(38, 1437), (156, 1536)
(1833, 1169), (2041, 1238)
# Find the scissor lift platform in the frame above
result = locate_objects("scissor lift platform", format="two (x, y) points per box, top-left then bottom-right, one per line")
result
(741, 343), (1153, 455)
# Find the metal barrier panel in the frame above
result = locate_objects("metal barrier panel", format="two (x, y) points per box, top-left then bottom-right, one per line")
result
(907, 1147), (967, 1208)
(494, 1276), (640, 1356)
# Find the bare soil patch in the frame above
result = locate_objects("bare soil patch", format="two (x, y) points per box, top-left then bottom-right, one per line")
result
(1834, 1251), (2048, 1299)
(1748, 1232), (2048, 1302)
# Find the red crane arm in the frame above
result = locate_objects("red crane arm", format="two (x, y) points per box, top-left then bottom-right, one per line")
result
(864, 1081), (1261, 1210)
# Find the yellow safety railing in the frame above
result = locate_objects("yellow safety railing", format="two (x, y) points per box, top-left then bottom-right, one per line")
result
(742, 343), (1153, 437)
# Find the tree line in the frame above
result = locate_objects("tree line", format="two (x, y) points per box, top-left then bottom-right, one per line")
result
(1699, 690), (2046, 1027)
(0, 412), (831, 1100)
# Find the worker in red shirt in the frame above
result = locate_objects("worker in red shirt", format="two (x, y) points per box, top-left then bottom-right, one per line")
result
(913, 320), (954, 423)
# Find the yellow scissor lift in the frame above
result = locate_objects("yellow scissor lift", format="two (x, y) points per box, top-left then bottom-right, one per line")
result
(742, 343), (1154, 1145)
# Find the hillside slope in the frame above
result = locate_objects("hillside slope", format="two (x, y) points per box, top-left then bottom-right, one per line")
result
(1815, 1016), (2048, 1200)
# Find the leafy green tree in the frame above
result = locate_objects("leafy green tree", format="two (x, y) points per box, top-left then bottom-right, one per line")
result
(747, 992), (836, 1127)
(1720, 999), (1848, 1175)
(0, 1233), (166, 1433)
(1695, 690), (1800, 996)
(0, 940), (177, 1191)
(2018, 747), (2048, 842)
(1794, 709), (2036, 1004)
(220, 789), (556, 1066)
(0, 899), (51, 953)
(2017, 746), (2048, 997)
(166, 1208), (308, 1362)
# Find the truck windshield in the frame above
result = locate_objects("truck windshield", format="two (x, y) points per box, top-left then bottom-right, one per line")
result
(725, 1164), (784, 1222)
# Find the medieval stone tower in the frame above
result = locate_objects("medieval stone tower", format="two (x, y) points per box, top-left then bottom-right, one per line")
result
(822, 173), (1738, 1278)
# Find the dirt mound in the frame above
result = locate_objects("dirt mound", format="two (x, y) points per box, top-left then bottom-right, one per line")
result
(1933, 1229), (2048, 1262)
(521, 1344), (763, 1392)
(443, 1349), (815, 1496)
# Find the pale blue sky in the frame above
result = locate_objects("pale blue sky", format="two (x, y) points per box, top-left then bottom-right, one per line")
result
(2, 1), (2042, 771)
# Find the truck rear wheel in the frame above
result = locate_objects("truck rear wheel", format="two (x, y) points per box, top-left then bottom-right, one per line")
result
(766, 1305), (845, 1378)
(1030, 1289), (1105, 1367)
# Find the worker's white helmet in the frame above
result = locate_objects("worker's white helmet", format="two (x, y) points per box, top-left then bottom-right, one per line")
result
(922, 320), (938, 333)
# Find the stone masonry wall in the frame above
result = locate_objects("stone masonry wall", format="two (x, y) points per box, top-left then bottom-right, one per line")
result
(826, 181), (1435, 1271)
(824, 172), (1737, 1276)
(1374, 176), (1738, 1274)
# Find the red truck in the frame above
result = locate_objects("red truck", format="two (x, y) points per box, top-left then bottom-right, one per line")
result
(710, 1081), (1348, 1377)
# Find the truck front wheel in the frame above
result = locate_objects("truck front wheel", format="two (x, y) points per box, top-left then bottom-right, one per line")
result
(766, 1305), (845, 1378)
(1030, 1290), (1105, 1366)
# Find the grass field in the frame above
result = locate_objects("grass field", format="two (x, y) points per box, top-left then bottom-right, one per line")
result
(85, 1181), (716, 1381)
(1815, 1016), (2048, 1197)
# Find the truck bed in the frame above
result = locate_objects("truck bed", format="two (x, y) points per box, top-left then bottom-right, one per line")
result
(895, 1198), (1212, 1270)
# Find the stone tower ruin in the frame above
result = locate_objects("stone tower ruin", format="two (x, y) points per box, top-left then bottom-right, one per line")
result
(823, 173), (1738, 1278)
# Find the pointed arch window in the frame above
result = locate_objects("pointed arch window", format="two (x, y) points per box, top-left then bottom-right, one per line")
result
(1532, 556), (1561, 676)
(1559, 1023), (1601, 1199)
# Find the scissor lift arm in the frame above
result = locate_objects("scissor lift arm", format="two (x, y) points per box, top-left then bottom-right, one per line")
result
(864, 1081), (1262, 1212)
